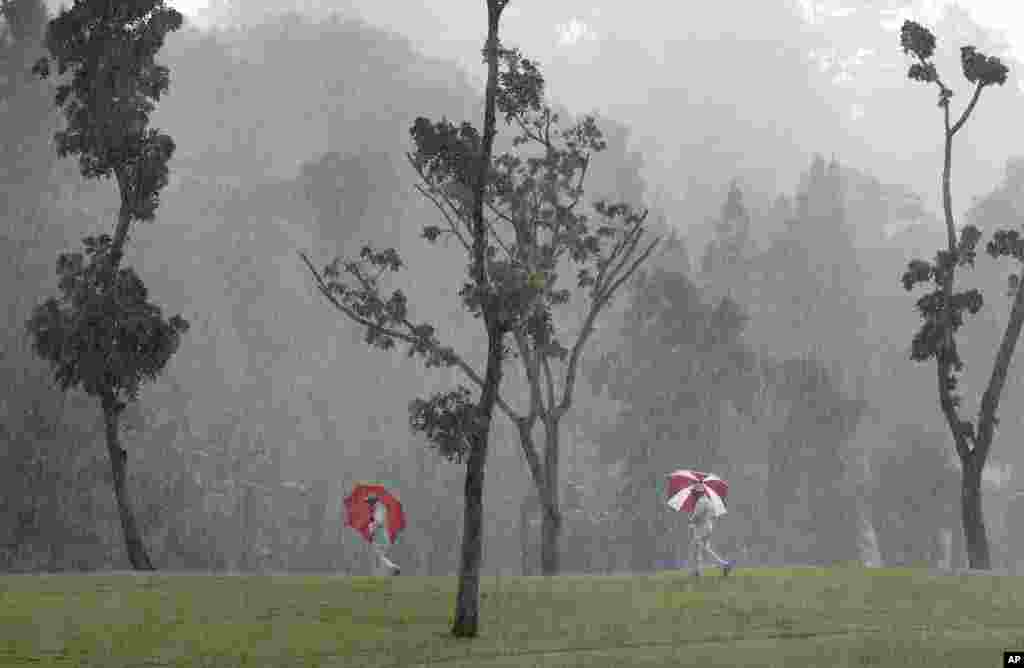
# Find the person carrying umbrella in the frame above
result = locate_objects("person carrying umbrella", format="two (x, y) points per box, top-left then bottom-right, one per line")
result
(366, 495), (401, 576)
(345, 482), (405, 576)
(666, 470), (735, 578)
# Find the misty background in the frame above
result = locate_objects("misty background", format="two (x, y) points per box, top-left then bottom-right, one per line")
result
(3, 0), (1024, 576)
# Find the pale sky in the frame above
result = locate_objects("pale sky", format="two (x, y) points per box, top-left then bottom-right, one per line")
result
(171, 1), (1024, 62)
(154, 0), (1024, 228)
(943, 0), (1024, 61)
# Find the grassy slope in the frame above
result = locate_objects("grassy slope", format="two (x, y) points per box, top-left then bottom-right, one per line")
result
(2, 567), (1022, 667)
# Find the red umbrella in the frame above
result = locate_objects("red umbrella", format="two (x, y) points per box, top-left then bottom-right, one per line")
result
(666, 470), (728, 517)
(344, 482), (406, 544)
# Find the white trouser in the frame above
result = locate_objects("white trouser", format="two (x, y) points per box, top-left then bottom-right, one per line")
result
(372, 543), (399, 575)
(689, 523), (726, 574)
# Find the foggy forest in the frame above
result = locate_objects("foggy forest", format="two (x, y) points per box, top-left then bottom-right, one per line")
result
(5, 0), (1024, 659)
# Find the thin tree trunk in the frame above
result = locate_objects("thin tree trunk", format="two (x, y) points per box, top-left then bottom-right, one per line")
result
(514, 418), (561, 575)
(101, 392), (154, 571)
(960, 453), (991, 570)
(539, 417), (562, 576)
(520, 491), (537, 575)
(451, 0), (505, 638)
(451, 323), (504, 637)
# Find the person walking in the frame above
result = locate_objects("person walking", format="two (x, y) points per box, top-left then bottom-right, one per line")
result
(688, 485), (734, 577)
(367, 496), (401, 576)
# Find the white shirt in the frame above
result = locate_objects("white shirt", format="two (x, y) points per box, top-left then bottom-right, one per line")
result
(690, 495), (714, 528)
(370, 503), (390, 547)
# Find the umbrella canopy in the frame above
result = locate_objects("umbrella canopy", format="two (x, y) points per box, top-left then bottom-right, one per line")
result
(344, 482), (406, 545)
(666, 470), (728, 517)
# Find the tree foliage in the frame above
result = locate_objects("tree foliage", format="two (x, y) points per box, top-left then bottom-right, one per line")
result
(897, 19), (1016, 571)
(304, 42), (656, 463)
(28, 0), (187, 410)
(870, 425), (959, 568)
(756, 357), (866, 565)
(27, 234), (188, 409)
(701, 179), (752, 277)
(31, 0), (180, 217)
(898, 19), (1012, 439)
(26, 0), (187, 571)
(592, 267), (756, 570)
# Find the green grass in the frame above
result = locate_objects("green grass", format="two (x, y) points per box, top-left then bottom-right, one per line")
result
(2, 566), (1023, 667)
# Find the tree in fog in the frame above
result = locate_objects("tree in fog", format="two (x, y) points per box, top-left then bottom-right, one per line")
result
(700, 179), (754, 302)
(870, 424), (959, 568)
(747, 155), (868, 375)
(303, 0), (519, 639)
(305, 9), (655, 588)
(896, 19), (1018, 570)
(0, 0), (60, 570)
(299, 150), (373, 247)
(752, 358), (866, 565)
(480, 99), (656, 576)
(590, 267), (757, 571)
(27, 0), (188, 570)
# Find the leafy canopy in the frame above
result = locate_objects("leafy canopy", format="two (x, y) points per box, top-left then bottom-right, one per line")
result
(27, 235), (188, 412)
(307, 45), (653, 461)
(898, 20), (1014, 443)
(32, 0), (181, 221)
(27, 0), (187, 411)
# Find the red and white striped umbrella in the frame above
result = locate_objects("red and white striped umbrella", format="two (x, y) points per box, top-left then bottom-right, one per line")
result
(666, 470), (729, 517)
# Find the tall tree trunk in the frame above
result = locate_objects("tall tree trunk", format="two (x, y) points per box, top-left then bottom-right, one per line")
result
(520, 495), (530, 575)
(960, 453), (990, 570)
(451, 0), (506, 638)
(513, 418), (561, 575)
(451, 324), (504, 637)
(101, 392), (154, 571)
(539, 417), (562, 575)
(520, 490), (538, 575)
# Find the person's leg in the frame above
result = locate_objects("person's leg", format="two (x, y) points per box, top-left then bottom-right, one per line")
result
(371, 545), (386, 576)
(374, 542), (400, 575)
(702, 540), (728, 566)
(701, 531), (734, 576)
(689, 532), (702, 576)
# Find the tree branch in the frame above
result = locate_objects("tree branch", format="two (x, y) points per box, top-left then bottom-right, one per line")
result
(298, 250), (518, 419)
(592, 231), (628, 296)
(514, 415), (547, 498)
(566, 154), (590, 213)
(937, 358), (971, 461)
(975, 268), (1024, 458)
(412, 183), (472, 253)
(514, 114), (545, 147)
(602, 236), (661, 304)
(481, 201), (516, 260)
(950, 82), (985, 136)
(541, 353), (557, 413)
(596, 219), (649, 301)
(513, 327), (545, 423)
(559, 233), (661, 413)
